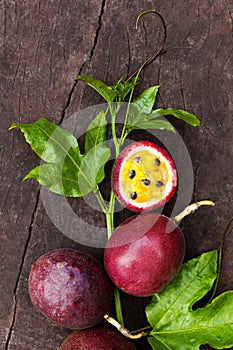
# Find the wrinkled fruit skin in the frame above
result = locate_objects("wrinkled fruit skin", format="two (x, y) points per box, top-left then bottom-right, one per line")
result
(112, 141), (177, 212)
(59, 327), (136, 350)
(104, 213), (185, 297)
(28, 249), (112, 329)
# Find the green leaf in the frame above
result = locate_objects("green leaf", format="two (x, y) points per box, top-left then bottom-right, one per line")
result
(11, 116), (111, 197)
(126, 115), (175, 133)
(146, 250), (233, 350)
(10, 118), (82, 165)
(10, 118), (93, 197)
(151, 108), (200, 127)
(76, 75), (117, 103)
(111, 75), (140, 101)
(80, 110), (111, 195)
(126, 106), (175, 134)
(78, 143), (110, 196)
(147, 337), (169, 350)
(24, 163), (81, 196)
(132, 85), (160, 114)
(84, 110), (108, 153)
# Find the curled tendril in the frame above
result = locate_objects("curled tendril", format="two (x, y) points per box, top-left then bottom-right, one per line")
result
(208, 216), (233, 304)
(127, 10), (167, 81)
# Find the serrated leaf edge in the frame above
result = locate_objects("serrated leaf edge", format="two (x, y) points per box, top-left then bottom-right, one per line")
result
(147, 250), (218, 329)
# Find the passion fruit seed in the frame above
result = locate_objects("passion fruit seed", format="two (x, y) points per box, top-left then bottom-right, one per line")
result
(135, 156), (141, 163)
(156, 180), (164, 187)
(131, 191), (137, 200)
(142, 178), (151, 186)
(128, 169), (136, 179)
(154, 158), (161, 166)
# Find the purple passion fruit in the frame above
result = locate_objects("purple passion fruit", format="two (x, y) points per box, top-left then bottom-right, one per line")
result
(28, 249), (112, 329)
(59, 327), (136, 350)
(104, 213), (185, 297)
(112, 141), (177, 212)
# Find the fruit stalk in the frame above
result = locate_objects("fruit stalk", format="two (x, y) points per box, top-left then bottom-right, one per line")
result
(173, 200), (215, 224)
(104, 314), (144, 339)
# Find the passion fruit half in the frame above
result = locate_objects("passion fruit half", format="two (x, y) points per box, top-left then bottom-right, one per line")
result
(112, 141), (177, 212)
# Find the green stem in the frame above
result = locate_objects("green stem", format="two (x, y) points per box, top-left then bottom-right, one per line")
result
(113, 287), (124, 326)
(110, 102), (122, 157)
(105, 190), (124, 326)
(106, 57), (154, 328)
(94, 186), (108, 214)
(119, 60), (148, 146)
(106, 210), (113, 240)
(111, 112), (120, 157)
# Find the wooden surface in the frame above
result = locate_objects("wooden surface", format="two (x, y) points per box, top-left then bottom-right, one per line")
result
(0, 1), (233, 349)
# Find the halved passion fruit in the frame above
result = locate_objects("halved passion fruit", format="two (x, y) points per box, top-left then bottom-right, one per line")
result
(112, 141), (177, 212)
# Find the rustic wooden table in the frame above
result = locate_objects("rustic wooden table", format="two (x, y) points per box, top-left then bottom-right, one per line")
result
(1, 1), (233, 349)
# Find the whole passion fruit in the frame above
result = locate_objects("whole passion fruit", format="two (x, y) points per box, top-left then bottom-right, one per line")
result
(112, 141), (177, 212)
(28, 249), (112, 329)
(59, 327), (136, 350)
(104, 213), (185, 297)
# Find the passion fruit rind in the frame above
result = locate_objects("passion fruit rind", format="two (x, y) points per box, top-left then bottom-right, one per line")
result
(28, 249), (112, 330)
(112, 141), (177, 212)
(104, 213), (185, 297)
(59, 326), (136, 350)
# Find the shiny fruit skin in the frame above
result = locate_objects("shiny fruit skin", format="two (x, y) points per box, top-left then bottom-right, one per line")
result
(59, 327), (136, 350)
(28, 249), (112, 329)
(104, 213), (185, 297)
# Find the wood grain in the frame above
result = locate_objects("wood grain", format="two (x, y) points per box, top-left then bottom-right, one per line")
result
(0, 0), (232, 349)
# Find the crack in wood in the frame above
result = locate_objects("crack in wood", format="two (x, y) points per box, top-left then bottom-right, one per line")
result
(104, 34), (111, 83)
(60, 0), (107, 125)
(4, 295), (17, 350)
(193, 163), (199, 202)
(11, 42), (22, 90)
(89, 0), (106, 61)
(125, 27), (131, 77)
(4, 190), (41, 350)
(4, 3), (108, 344)
(2, 0), (7, 49)
(59, 61), (85, 125)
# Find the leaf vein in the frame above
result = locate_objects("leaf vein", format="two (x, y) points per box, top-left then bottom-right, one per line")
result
(152, 253), (216, 328)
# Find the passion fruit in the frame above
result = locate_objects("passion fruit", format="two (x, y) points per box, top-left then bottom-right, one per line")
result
(28, 249), (112, 329)
(112, 141), (177, 212)
(59, 326), (136, 350)
(104, 213), (185, 297)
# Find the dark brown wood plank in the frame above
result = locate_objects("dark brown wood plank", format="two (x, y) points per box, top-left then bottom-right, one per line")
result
(0, 0), (105, 349)
(1, 0), (233, 349)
